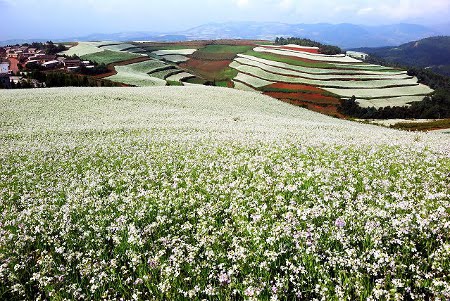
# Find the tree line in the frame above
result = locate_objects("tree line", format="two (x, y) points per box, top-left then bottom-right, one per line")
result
(274, 37), (342, 55)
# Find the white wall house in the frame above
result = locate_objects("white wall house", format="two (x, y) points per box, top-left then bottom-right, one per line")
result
(0, 62), (10, 74)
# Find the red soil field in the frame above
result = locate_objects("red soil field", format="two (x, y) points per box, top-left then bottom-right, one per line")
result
(180, 59), (232, 79)
(267, 83), (324, 93)
(264, 91), (340, 105)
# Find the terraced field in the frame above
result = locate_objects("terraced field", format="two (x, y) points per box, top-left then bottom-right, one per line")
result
(61, 42), (105, 57)
(105, 60), (167, 87)
(1, 87), (449, 300)
(230, 45), (434, 112)
(81, 50), (141, 65)
(148, 68), (181, 79)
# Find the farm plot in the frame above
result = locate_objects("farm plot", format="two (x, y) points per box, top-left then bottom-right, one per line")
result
(255, 46), (362, 63)
(60, 42), (104, 57)
(264, 91), (340, 105)
(105, 68), (166, 87)
(152, 49), (197, 56)
(159, 55), (189, 63)
(262, 44), (320, 54)
(105, 61), (167, 87)
(165, 72), (195, 83)
(149, 68), (182, 79)
(356, 96), (427, 108)
(1, 87), (449, 301)
(111, 59), (169, 74)
(234, 72), (274, 88)
(233, 81), (261, 93)
(324, 84), (434, 99)
(237, 54), (407, 76)
(100, 43), (143, 52)
(230, 61), (419, 89)
(81, 50), (141, 65)
(235, 57), (411, 80)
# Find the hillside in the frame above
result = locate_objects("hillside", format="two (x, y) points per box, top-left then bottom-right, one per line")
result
(1, 86), (449, 300)
(354, 36), (450, 76)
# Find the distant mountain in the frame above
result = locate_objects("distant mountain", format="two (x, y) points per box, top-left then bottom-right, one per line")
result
(0, 22), (440, 48)
(179, 22), (438, 48)
(353, 36), (450, 76)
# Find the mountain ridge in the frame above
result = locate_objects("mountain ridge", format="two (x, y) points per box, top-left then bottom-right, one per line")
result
(353, 36), (450, 76)
(0, 22), (440, 48)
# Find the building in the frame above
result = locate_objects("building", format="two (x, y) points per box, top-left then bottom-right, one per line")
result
(29, 54), (57, 64)
(0, 61), (10, 74)
(42, 60), (60, 69)
(346, 51), (369, 61)
(64, 59), (81, 69)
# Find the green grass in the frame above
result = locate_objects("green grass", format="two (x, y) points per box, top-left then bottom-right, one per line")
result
(166, 80), (183, 86)
(199, 45), (254, 54)
(216, 67), (238, 81)
(139, 45), (198, 52)
(81, 50), (141, 65)
(191, 45), (254, 61)
(244, 50), (334, 69)
(149, 68), (180, 79)
(391, 119), (450, 131)
(184, 77), (206, 85)
(215, 81), (229, 87)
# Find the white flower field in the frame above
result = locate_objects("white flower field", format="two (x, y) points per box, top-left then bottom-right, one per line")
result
(0, 86), (449, 300)
(254, 47), (362, 63)
(61, 42), (105, 57)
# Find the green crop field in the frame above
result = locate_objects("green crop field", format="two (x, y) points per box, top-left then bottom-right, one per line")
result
(1, 86), (449, 300)
(81, 50), (141, 65)
(149, 68), (181, 79)
(200, 45), (254, 54)
(244, 50), (334, 69)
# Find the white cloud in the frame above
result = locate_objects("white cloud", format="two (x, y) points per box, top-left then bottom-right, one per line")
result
(233, 0), (250, 8)
(279, 0), (294, 10)
(357, 7), (375, 15)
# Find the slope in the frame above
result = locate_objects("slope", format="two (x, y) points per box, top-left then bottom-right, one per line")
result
(354, 36), (450, 76)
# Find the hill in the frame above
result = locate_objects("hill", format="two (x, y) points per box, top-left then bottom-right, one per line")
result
(354, 36), (450, 76)
(1, 86), (449, 300)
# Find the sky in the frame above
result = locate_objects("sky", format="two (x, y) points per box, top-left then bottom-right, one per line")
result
(1, 0), (449, 40)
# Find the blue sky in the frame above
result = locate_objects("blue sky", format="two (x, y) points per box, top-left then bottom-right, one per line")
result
(1, 0), (449, 40)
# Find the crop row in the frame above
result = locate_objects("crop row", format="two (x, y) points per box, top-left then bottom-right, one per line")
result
(235, 57), (411, 81)
(230, 61), (420, 89)
(254, 47), (362, 63)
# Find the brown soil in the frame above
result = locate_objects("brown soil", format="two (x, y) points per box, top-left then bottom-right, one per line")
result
(180, 59), (232, 79)
(280, 98), (344, 118)
(264, 91), (340, 105)
(267, 83), (324, 93)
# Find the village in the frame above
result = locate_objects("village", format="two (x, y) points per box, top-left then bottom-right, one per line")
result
(0, 42), (95, 88)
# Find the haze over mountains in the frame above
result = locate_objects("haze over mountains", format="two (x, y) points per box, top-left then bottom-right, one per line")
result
(1, 22), (446, 49)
